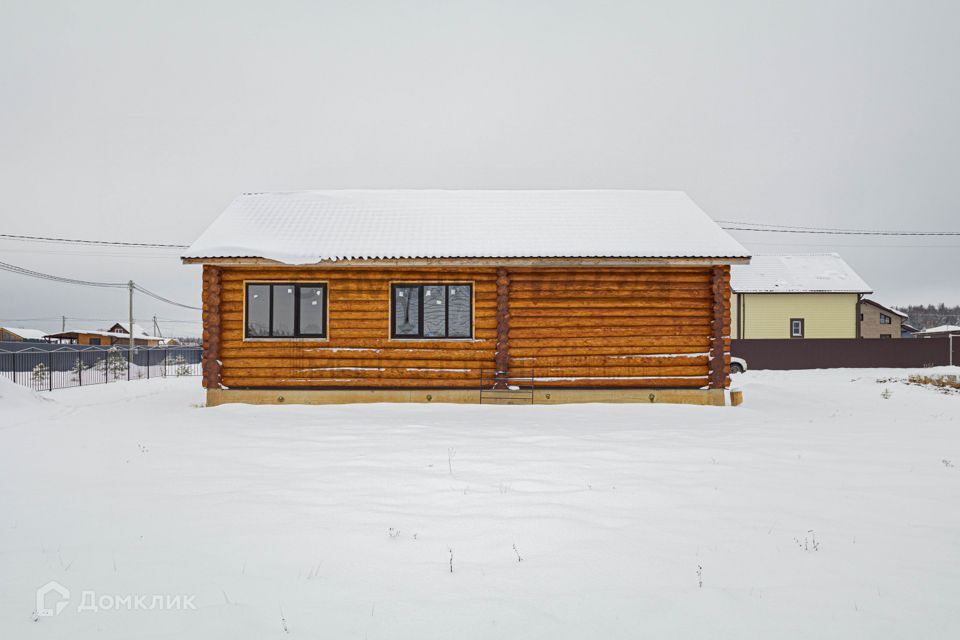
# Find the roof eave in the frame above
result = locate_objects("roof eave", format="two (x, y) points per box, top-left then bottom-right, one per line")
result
(735, 289), (873, 294)
(181, 255), (751, 267)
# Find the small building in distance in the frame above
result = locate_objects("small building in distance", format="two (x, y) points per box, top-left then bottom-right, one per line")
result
(859, 299), (908, 339)
(731, 254), (871, 339)
(915, 324), (960, 339)
(0, 327), (50, 342)
(46, 325), (162, 346)
(901, 322), (920, 338)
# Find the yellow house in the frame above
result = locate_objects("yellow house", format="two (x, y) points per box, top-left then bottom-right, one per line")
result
(731, 254), (871, 339)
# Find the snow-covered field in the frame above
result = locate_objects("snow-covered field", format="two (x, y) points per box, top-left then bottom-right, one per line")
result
(1, 369), (959, 639)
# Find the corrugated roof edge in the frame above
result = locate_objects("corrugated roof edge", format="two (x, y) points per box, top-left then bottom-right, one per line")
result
(181, 254), (752, 263)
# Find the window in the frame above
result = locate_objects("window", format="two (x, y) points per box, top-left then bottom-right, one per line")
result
(880, 334), (892, 339)
(391, 283), (472, 339)
(880, 313), (892, 325)
(245, 283), (327, 338)
(790, 318), (805, 338)
(89, 337), (101, 346)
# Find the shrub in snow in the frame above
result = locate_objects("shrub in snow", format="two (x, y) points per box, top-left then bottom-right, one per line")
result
(107, 349), (128, 378)
(172, 354), (191, 377)
(31, 363), (49, 386)
(795, 530), (820, 552)
(70, 358), (90, 381)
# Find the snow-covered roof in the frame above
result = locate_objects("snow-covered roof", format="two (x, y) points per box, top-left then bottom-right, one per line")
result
(0, 327), (49, 340)
(111, 322), (153, 338)
(861, 299), (908, 318)
(731, 254), (871, 294)
(183, 190), (749, 264)
(916, 324), (960, 335)
(48, 328), (162, 341)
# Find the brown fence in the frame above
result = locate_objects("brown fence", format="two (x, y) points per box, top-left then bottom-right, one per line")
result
(731, 338), (958, 370)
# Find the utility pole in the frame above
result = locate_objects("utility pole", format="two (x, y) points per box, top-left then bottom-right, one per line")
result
(153, 314), (163, 338)
(61, 315), (66, 332)
(128, 280), (135, 354)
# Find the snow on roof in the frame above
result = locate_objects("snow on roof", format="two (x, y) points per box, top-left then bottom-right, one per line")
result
(49, 328), (161, 340)
(111, 322), (152, 337)
(916, 324), (960, 334)
(0, 327), (49, 340)
(731, 254), (871, 294)
(183, 190), (749, 264)
(861, 299), (908, 318)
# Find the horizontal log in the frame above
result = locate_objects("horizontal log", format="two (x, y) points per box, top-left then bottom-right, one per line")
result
(219, 375), (707, 389)
(510, 345), (709, 357)
(508, 326), (710, 339)
(506, 307), (706, 318)
(508, 314), (710, 327)
(220, 337), (496, 350)
(220, 376), (482, 389)
(508, 274), (711, 283)
(508, 299), (712, 310)
(509, 354), (710, 367)
(533, 377), (707, 388)
(220, 363), (705, 378)
(220, 346), (498, 359)
(221, 367), (485, 380)
(510, 284), (712, 300)
(218, 357), (496, 369)
(508, 335), (712, 347)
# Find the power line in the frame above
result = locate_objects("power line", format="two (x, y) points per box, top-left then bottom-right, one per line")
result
(0, 232), (188, 249)
(0, 260), (201, 310)
(0, 260), (127, 288)
(132, 284), (201, 310)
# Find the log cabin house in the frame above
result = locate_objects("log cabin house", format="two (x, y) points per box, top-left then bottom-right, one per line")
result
(182, 190), (750, 406)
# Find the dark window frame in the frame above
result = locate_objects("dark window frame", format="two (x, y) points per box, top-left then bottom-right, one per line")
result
(244, 282), (328, 339)
(879, 313), (892, 325)
(790, 317), (805, 338)
(390, 283), (473, 340)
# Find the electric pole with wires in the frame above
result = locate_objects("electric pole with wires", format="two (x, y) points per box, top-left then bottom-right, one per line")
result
(128, 281), (135, 371)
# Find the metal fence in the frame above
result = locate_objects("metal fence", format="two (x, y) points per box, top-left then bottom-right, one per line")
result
(731, 337), (958, 370)
(0, 345), (203, 392)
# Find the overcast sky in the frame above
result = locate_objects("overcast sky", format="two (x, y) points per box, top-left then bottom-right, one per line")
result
(1, 0), (958, 336)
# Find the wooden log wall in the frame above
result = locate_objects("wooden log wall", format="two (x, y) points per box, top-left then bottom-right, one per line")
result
(708, 266), (732, 388)
(505, 267), (723, 388)
(207, 265), (732, 390)
(214, 267), (498, 389)
(494, 267), (510, 388)
(201, 265), (223, 389)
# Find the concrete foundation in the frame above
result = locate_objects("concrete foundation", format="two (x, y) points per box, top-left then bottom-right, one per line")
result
(205, 387), (730, 407)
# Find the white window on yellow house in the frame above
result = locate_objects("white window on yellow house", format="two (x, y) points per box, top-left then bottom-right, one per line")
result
(790, 318), (805, 338)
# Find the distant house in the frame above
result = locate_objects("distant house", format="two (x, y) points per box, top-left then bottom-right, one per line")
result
(915, 325), (960, 339)
(859, 299), (907, 339)
(901, 322), (920, 338)
(46, 324), (162, 346)
(107, 323), (160, 343)
(0, 327), (50, 342)
(731, 254), (871, 339)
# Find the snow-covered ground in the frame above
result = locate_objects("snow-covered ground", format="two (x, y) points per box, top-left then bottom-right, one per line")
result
(1, 369), (959, 639)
